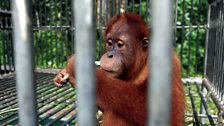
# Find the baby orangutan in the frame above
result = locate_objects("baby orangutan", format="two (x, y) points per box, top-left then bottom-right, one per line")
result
(54, 12), (185, 126)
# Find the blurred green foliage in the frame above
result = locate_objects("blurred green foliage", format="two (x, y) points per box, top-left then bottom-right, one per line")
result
(175, 0), (207, 77)
(0, 1), (217, 125)
(0, 0), (208, 77)
(127, 0), (207, 77)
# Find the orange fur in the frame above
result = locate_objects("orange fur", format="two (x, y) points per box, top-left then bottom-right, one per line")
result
(54, 12), (185, 126)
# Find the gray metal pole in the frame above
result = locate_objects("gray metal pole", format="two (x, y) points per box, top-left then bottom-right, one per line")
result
(73, 0), (97, 126)
(12, 0), (38, 126)
(200, 4), (211, 123)
(148, 0), (173, 126)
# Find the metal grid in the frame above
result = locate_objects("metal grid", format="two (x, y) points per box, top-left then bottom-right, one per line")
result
(185, 82), (223, 126)
(0, 0), (14, 75)
(0, 74), (223, 125)
(0, 0), (208, 77)
(0, 73), (78, 126)
(0, 0), (208, 78)
(0, 0), (223, 125)
(205, 0), (224, 101)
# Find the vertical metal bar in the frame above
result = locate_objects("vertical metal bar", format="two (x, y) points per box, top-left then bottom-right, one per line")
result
(215, 2), (221, 98)
(4, 12), (11, 72)
(55, 0), (59, 67)
(206, 5), (215, 81)
(218, 1), (223, 98)
(0, 32), (2, 73)
(149, 0), (173, 126)
(12, 0), (38, 126)
(34, 31), (38, 66)
(195, 0), (202, 75)
(10, 31), (15, 71)
(5, 30), (12, 72)
(173, 0), (178, 46)
(99, 0), (104, 57)
(213, 3), (218, 93)
(200, 1), (210, 121)
(106, 0), (109, 23)
(59, 0), (63, 67)
(180, 0), (186, 69)
(37, 0), (44, 67)
(189, 88), (200, 126)
(2, 31), (7, 72)
(187, 0), (193, 77)
(73, 0), (96, 126)
(220, 1), (224, 98)
(64, 0), (70, 59)
(44, 1), (48, 67)
(70, 0), (75, 59)
(49, 0), (53, 67)
(33, 0), (38, 67)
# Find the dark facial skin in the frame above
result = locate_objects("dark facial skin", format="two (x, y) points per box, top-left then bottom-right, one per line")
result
(55, 13), (150, 85)
(100, 15), (150, 80)
(54, 12), (185, 126)
(100, 23), (136, 78)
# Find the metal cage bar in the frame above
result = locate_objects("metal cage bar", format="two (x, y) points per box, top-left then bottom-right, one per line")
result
(205, 0), (224, 100)
(73, 0), (97, 126)
(0, 0), (223, 125)
(148, 0), (173, 126)
(12, 0), (38, 125)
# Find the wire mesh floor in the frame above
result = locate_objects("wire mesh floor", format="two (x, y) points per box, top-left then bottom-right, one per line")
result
(0, 73), (222, 126)
(0, 73), (77, 126)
